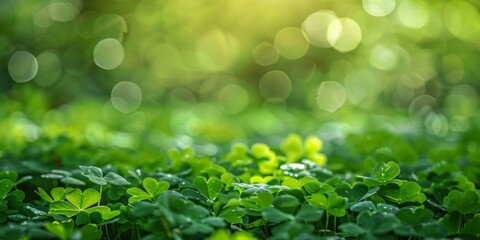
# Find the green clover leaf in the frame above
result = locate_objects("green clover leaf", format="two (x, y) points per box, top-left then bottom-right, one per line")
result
(372, 161), (400, 182)
(127, 177), (170, 204)
(193, 176), (223, 202)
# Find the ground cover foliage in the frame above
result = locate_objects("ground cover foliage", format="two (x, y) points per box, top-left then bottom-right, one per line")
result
(1, 131), (480, 240)
(3, 1), (480, 239)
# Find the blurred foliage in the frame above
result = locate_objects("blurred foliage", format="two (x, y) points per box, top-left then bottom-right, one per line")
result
(1, 0), (480, 147)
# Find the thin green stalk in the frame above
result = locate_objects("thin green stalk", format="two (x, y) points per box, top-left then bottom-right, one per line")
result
(161, 218), (172, 239)
(325, 212), (329, 236)
(459, 214), (464, 233)
(98, 185), (103, 206)
(105, 224), (111, 240)
(333, 216), (337, 234)
(133, 223), (141, 240)
(131, 223), (134, 240)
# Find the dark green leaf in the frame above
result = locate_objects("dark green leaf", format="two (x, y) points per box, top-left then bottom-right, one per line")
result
(303, 181), (334, 195)
(76, 212), (91, 225)
(0, 179), (14, 200)
(219, 207), (244, 224)
(252, 191), (273, 209)
(272, 194), (299, 214)
(8, 214), (29, 222)
(181, 189), (208, 203)
(182, 223), (214, 235)
(396, 208), (433, 226)
(61, 177), (86, 186)
(372, 161), (400, 182)
(462, 214), (480, 237)
(335, 182), (369, 202)
(414, 222), (448, 238)
(295, 204), (323, 222)
(326, 192), (348, 217)
(262, 207), (293, 223)
(201, 217), (226, 227)
(80, 166), (107, 185)
(79, 224), (102, 240)
(350, 201), (376, 212)
(376, 203), (398, 214)
(439, 212), (461, 235)
(108, 186), (126, 201)
(339, 223), (365, 235)
(104, 172), (130, 186)
(443, 189), (480, 214)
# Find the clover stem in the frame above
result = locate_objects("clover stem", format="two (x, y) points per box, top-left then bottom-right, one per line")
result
(105, 224), (111, 240)
(161, 217), (172, 239)
(130, 223), (134, 240)
(325, 212), (329, 236)
(333, 216), (336, 233)
(98, 185), (103, 206)
(459, 214), (465, 233)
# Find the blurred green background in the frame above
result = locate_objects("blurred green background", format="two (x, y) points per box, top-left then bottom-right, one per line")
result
(1, 0), (480, 151)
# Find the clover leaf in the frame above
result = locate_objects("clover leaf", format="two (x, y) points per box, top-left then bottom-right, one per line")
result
(443, 189), (480, 214)
(80, 166), (106, 185)
(219, 206), (245, 224)
(380, 182), (426, 204)
(395, 208), (434, 226)
(262, 207), (294, 223)
(306, 192), (348, 217)
(462, 213), (480, 238)
(372, 161), (400, 182)
(193, 176), (223, 202)
(335, 182), (370, 202)
(79, 166), (129, 186)
(35, 187), (74, 203)
(0, 179), (14, 200)
(127, 177), (170, 204)
(48, 188), (120, 220)
(295, 204), (324, 222)
(65, 189), (100, 210)
(241, 191), (273, 210)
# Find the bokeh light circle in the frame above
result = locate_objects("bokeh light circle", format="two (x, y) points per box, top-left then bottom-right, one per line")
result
(302, 11), (339, 48)
(328, 18), (362, 52)
(48, 2), (78, 22)
(111, 81), (142, 113)
(316, 81), (346, 112)
(369, 44), (399, 70)
(35, 51), (62, 87)
(259, 70), (292, 100)
(274, 27), (310, 59)
(398, 0), (429, 29)
(362, 0), (396, 17)
(218, 84), (249, 114)
(252, 42), (279, 66)
(196, 29), (239, 72)
(8, 51), (38, 83)
(93, 38), (125, 70)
